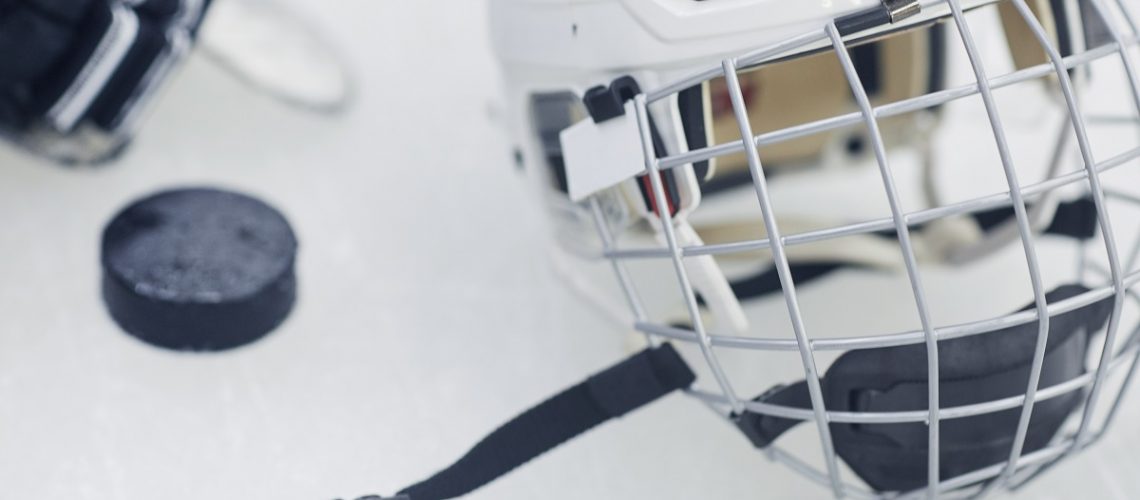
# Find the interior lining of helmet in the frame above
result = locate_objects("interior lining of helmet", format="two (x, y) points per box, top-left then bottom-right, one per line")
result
(999, 0), (1070, 71)
(677, 0), (1092, 197)
(531, 1), (1102, 225)
(529, 91), (586, 193)
(678, 83), (712, 182)
(679, 24), (944, 195)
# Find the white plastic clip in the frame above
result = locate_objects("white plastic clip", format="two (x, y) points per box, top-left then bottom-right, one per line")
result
(560, 102), (647, 202)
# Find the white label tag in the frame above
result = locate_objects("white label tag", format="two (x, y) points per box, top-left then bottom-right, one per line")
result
(559, 102), (647, 202)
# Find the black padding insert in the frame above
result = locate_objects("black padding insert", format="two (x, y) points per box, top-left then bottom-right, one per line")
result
(973, 197), (1098, 240)
(851, 42), (882, 97)
(737, 284), (1114, 492)
(928, 22), (948, 103)
(734, 380), (813, 448)
(101, 187), (298, 352)
(1050, 0), (1074, 58)
(678, 83), (710, 179)
(728, 262), (849, 301)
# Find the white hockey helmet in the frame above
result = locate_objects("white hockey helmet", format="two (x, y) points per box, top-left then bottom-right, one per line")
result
(476, 0), (1140, 497)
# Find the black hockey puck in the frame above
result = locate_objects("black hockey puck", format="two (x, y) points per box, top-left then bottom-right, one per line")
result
(100, 187), (298, 351)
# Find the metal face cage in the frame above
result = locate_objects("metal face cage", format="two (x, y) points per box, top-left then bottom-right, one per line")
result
(576, 0), (1140, 497)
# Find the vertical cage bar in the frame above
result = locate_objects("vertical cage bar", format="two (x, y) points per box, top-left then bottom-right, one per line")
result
(1008, 0), (1128, 451)
(825, 23), (943, 499)
(1096, 324), (1140, 435)
(719, 55), (846, 498)
(1110, 0), (1140, 36)
(588, 196), (654, 345)
(1097, 0), (1140, 287)
(940, 0), (1053, 493)
(631, 95), (745, 415)
(1073, 275), (1140, 452)
(1093, 0), (1140, 123)
(1125, 223), (1140, 274)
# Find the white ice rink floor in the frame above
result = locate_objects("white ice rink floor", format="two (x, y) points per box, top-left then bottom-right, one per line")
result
(2, 1), (1140, 499)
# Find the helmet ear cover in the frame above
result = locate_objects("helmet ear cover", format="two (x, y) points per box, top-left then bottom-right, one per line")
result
(734, 284), (1116, 492)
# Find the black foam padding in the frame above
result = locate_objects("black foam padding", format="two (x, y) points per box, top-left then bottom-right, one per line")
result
(734, 380), (813, 448)
(101, 187), (298, 352)
(737, 284), (1115, 492)
(851, 42), (882, 97)
(678, 83), (710, 179)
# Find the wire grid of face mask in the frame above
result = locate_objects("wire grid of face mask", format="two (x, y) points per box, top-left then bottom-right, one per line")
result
(584, 0), (1140, 498)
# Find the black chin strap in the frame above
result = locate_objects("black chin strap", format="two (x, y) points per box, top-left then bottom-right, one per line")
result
(353, 344), (695, 500)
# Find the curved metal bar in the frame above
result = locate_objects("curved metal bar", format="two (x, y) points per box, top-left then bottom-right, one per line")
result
(720, 55), (846, 496)
(630, 96), (745, 415)
(588, 197), (653, 346)
(894, 440), (1071, 499)
(604, 145), (1140, 261)
(636, 271), (1140, 352)
(656, 41), (1133, 171)
(941, 0), (1053, 492)
(1006, 0), (1130, 456)
(688, 338), (1138, 425)
(764, 445), (881, 500)
(826, 24), (944, 495)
